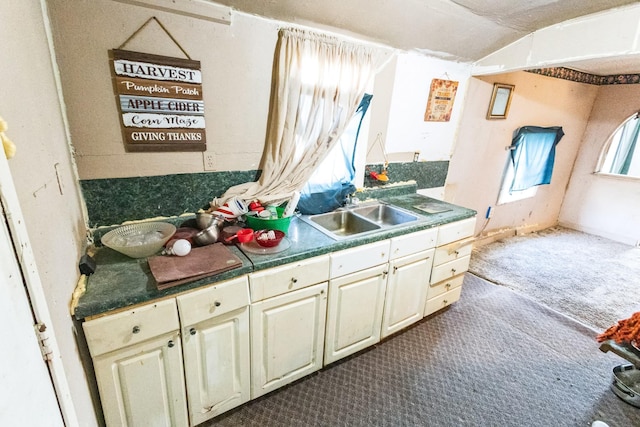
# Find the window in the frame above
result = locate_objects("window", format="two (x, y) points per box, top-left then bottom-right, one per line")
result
(497, 126), (564, 204)
(598, 113), (640, 178)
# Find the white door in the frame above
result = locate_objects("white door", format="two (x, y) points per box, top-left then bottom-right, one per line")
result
(181, 307), (250, 425)
(0, 205), (64, 426)
(92, 331), (189, 427)
(381, 249), (434, 338)
(324, 264), (388, 365)
(251, 282), (328, 399)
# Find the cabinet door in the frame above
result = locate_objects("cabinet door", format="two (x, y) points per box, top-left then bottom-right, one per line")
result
(93, 331), (188, 427)
(251, 282), (328, 399)
(381, 249), (434, 338)
(181, 307), (250, 425)
(324, 264), (388, 365)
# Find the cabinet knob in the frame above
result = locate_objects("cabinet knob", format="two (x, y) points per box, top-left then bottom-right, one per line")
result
(214, 301), (221, 307)
(132, 326), (140, 334)
(445, 283), (451, 289)
(291, 278), (298, 283)
(451, 268), (457, 274)
(393, 266), (398, 273)
(168, 340), (175, 348)
(189, 328), (196, 336)
(454, 250), (460, 256)
(442, 300), (448, 305)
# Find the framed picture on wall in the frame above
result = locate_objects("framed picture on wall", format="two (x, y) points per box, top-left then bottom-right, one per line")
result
(486, 83), (514, 119)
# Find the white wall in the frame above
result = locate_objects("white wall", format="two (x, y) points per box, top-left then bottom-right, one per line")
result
(560, 84), (640, 245)
(447, 71), (598, 237)
(368, 52), (472, 163)
(1, 1), (96, 425)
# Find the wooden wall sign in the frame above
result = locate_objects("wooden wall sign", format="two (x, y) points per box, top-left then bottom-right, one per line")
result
(110, 49), (206, 152)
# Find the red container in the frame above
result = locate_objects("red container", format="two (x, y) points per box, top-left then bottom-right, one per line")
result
(254, 229), (285, 247)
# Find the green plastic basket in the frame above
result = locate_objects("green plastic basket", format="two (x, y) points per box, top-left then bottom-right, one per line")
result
(245, 207), (291, 233)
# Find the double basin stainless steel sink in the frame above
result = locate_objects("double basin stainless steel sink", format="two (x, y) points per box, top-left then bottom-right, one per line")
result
(299, 202), (426, 240)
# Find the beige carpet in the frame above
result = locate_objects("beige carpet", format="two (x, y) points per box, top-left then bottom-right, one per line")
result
(469, 226), (640, 331)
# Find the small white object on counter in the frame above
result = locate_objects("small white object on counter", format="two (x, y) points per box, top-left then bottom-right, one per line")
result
(164, 239), (192, 256)
(257, 230), (276, 241)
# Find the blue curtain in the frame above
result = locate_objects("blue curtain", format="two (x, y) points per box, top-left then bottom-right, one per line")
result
(297, 94), (373, 214)
(509, 126), (564, 192)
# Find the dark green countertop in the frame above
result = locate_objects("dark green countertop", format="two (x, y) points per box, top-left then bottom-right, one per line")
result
(74, 194), (476, 320)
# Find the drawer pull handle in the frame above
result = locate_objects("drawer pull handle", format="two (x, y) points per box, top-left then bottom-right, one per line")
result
(451, 268), (457, 274)
(214, 301), (221, 307)
(393, 266), (398, 273)
(190, 328), (196, 336)
(291, 278), (298, 283)
(445, 283), (451, 289)
(454, 250), (460, 256)
(132, 326), (140, 334)
(168, 340), (175, 348)
(443, 300), (448, 305)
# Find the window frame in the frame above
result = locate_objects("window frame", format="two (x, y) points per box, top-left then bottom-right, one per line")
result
(596, 112), (640, 180)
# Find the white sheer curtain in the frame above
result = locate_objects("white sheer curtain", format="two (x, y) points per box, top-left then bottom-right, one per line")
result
(217, 28), (375, 206)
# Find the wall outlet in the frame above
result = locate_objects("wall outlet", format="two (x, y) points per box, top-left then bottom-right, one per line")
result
(203, 153), (215, 171)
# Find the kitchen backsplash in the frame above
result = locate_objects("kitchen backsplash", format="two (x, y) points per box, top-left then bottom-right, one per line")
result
(81, 161), (448, 228)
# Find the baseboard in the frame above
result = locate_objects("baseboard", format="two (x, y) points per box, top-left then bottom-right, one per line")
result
(558, 220), (637, 246)
(474, 223), (547, 247)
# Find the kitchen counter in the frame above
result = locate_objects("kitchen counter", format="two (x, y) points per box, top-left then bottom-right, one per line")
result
(74, 194), (476, 320)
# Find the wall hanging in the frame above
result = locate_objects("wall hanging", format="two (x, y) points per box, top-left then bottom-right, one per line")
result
(109, 17), (206, 152)
(424, 78), (458, 122)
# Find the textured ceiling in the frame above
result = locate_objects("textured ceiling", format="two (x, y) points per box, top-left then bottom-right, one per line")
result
(215, 0), (640, 73)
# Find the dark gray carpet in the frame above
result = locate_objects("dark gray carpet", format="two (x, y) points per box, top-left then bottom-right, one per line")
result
(470, 226), (640, 331)
(204, 274), (640, 427)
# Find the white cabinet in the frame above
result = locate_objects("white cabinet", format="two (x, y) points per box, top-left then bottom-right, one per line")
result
(324, 264), (388, 365)
(83, 299), (188, 427)
(425, 217), (476, 317)
(381, 248), (434, 338)
(176, 276), (250, 426)
(248, 255), (330, 398)
(250, 282), (328, 398)
(324, 241), (391, 365)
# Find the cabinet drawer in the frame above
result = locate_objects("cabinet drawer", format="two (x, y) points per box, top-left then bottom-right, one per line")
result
(430, 255), (471, 284)
(424, 286), (462, 317)
(433, 239), (473, 266)
(83, 298), (179, 357)
(390, 228), (437, 260)
(176, 275), (250, 326)
(436, 217), (476, 246)
(330, 240), (390, 278)
(427, 274), (465, 300)
(250, 255), (330, 302)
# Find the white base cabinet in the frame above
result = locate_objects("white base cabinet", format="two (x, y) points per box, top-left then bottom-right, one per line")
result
(250, 282), (328, 398)
(425, 217), (476, 317)
(381, 248), (434, 338)
(324, 264), (388, 365)
(176, 276), (251, 425)
(83, 299), (188, 427)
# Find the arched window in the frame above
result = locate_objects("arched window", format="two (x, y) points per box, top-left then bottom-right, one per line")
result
(598, 113), (640, 178)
